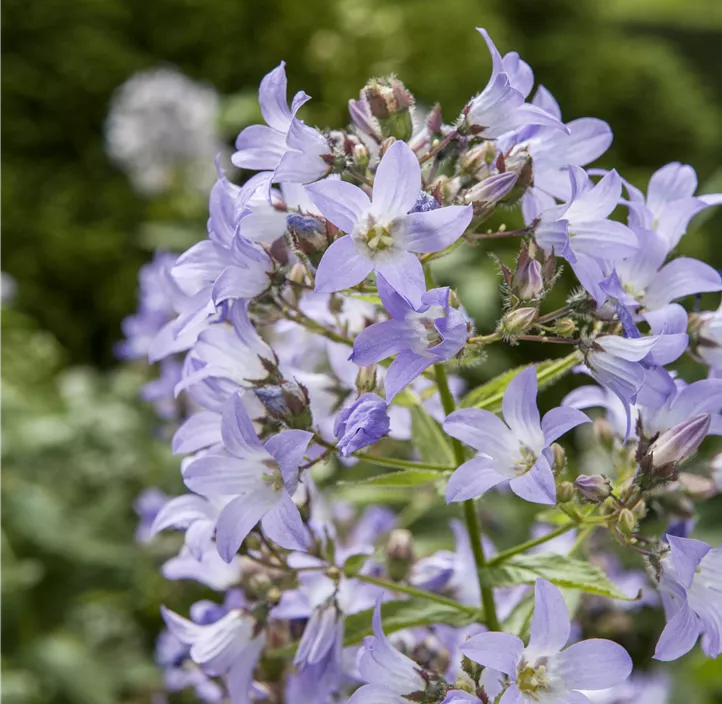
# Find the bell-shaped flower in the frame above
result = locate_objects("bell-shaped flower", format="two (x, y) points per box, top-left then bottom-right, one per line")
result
(350, 275), (470, 401)
(462, 579), (632, 703)
(655, 535), (722, 661)
(334, 393), (391, 455)
(305, 140), (472, 306)
(443, 366), (589, 505)
(162, 604), (265, 704)
(162, 543), (243, 592)
(465, 29), (567, 139)
(183, 393), (313, 561)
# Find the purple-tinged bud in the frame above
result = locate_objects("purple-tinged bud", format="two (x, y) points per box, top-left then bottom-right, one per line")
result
(499, 155), (533, 206)
(648, 414), (711, 468)
(333, 393), (390, 456)
(618, 508), (636, 536)
(500, 307), (537, 337)
(378, 136), (396, 159)
(464, 172), (518, 214)
(575, 474), (612, 502)
(386, 528), (415, 580)
(254, 380), (312, 430)
(411, 192), (440, 213)
(426, 103), (443, 135)
(363, 77), (414, 141)
(513, 247), (544, 301)
(557, 481), (575, 503)
(348, 96), (380, 139)
(355, 364), (378, 393)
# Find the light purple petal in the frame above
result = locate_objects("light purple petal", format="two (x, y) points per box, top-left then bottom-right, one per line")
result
(216, 491), (279, 562)
(161, 605), (203, 644)
(566, 169), (622, 222)
(384, 350), (434, 402)
(656, 197), (709, 249)
(654, 601), (701, 661)
(552, 117), (613, 167)
(461, 631), (524, 677)
(350, 319), (409, 366)
(212, 264), (269, 305)
(258, 62), (293, 132)
(541, 406), (590, 445)
(173, 411), (223, 455)
(647, 162), (697, 214)
(151, 494), (215, 536)
(314, 236), (373, 293)
(554, 639), (633, 690)
(499, 685), (525, 704)
(184, 520), (216, 560)
(532, 85), (562, 120)
(222, 394), (267, 458)
(305, 179), (370, 233)
(183, 455), (264, 497)
(404, 205), (473, 254)
(667, 535), (711, 589)
(445, 457), (509, 503)
(371, 140), (421, 219)
(644, 258), (722, 310)
(509, 453), (556, 505)
(265, 430), (313, 487)
(262, 491), (308, 551)
(502, 366), (544, 450)
(569, 220), (638, 261)
(597, 335), (660, 362)
(348, 686), (408, 704)
(225, 637), (265, 704)
(376, 273), (414, 320)
(232, 124), (288, 171)
(375, 252), (426, 309)
(443, 408), (516, 459)
(527, 579), (570, 657)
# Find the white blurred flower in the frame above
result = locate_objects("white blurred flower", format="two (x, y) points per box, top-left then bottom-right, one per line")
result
(105, 67), (220, 195)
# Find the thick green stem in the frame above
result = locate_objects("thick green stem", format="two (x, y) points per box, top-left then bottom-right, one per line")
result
(434, 361), (500, 631)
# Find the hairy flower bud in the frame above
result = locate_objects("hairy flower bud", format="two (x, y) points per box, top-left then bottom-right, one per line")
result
(363, 77), (414, 141)
(556, 481), (575, 504)
(618, 508), (636, 536)
(551, 443), (566, 473)
(648, 414), (711, 469)
(513, 246), (544, 301)
(287, 263), (307, 286)
(554, 318), (577, 337)
(575, 474), (612, 502)
(254, 380), (312, 430)
(465, 172), (518, 222)
(334, 393), (390, 456)
(353, 142), (369, 169)
(355, 364), (378, 393)
(386, 528), (415, 581)
(500, 307), (537, 337)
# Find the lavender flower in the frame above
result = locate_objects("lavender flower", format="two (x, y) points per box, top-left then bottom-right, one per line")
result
(350, 275), (469, 401)
(694, 301), (722, 372)
(462, 579), (632, 702)
(134, 488), (169, 544)
(183, 393), (312, 560)
(655, 535), (722, 660)
(305, 140), (472, 305)
(443, 366), (589, 505)
(334, 393), (390, 456)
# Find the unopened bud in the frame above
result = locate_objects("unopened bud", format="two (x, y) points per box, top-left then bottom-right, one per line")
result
(386, 529), (415, 581)
(266, 587), (282, 605)
(632, 499), (647, 519)
(461, 654), (482, 686)
(593, 418), (615, 448)
(355, 364), (378, 393)
(574, 474), (612, 502)
(254, 380), (312, 430)
(353, 142), (369, 169)
(557, 481), (575, 504)
(465, 172), (518, 221)
(551, 443), (566, 472)
(512, 251), (544, 301)
(426, 103), (443, 135)
(500, 307), (537, 337)
(618, 508), (636, 536)
(499, 156), (533, 206)
(554, 318), (576, 337)
(648, 414), (711, 469)
(459, 144), (495, 176)
(378, 136), (397, 159)
(363, 77), (414, 141)
(287, 263), (307, 286)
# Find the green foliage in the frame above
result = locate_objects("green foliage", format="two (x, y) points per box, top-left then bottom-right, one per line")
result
(340, 468), (446, 487)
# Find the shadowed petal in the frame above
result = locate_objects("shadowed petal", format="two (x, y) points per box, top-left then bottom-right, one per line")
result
(375, 252), (426, 309)
(654, 601), (701, 661)
(151, 494), (215, 536)
(541, 406), (590, 445)
(461, 632), (524, 677)
(351, 319), (409, 366)
(265, 430), (314, 488)
(173, 411), (222, 455)
(499, 686), (525, 704)
(314, 236), (373, 293)
(445, 458), (509, 503)
(262, 491), (308, 550)
(667, 535), (711, 589)
(305, 180), (370, 232)
(555, 639), (633, 690)
(222, 394), (267, 457)
(644, 258), (722, 310)
(509, 454), (556, 505)
(404, 205), (473, 253)
(216, 491), (279, 562)
(384, 350), (434, 402)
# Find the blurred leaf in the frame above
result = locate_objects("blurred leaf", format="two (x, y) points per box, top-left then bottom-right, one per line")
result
(340, 468), (445, 487)
(410, 406), (455, 465)
(342, 553), (370, 577)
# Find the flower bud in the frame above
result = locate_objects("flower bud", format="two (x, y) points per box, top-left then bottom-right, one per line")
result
(554, 318), (577, 337)
(426, 103), (443, 135)
(465, 172), (518, 222)
(574, 474), (612, 502)
(551, 443), (566, 473)
(648, 414), (711, 469)
(499, 156), (533, 206)
(287, 263), (307, 286)
(355, 364), (378, 393)
(593, 418), (616, 448)
(386, 528), (415, 581)
(254, 380), (312, 430)
(334, 393), (390, 456)
(363, 77), (414, 141)
(512, 249), (544, 301)
(618, 508), (636, 536)
(459, 144), (495, 176)
(556, 481), (575, 504)
(353, 142), (369, 169)
(500, 307), (537, 337)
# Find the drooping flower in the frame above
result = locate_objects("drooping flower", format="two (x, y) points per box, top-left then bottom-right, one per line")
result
(443, 366), (590, 505)
(305, 140), (472, 306)
(334, 393), (390, 456)
(462, 579), (632, 703)
(350, 275), (469, 401)
(464, 29), (567, 139)
(183, 393), (313, 560)
(654, 535), (722, 661)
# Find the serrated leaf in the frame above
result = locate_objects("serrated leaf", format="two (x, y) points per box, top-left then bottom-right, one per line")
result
(343, 553), (371, 577)
(480, 553), (633, 600)
(460, 352), (582, 410)
(343, 599), (478, 646)
(340, 468), (444, 488)
(410, 406), (455, 465)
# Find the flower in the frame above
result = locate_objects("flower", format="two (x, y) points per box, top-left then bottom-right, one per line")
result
(443, 366), (589, 505)
(654, 535), (722, 660)
(334, 393), (390, 456)
(462, 579), (632, 702)
(693, 301), (722, 372)
(348, 599), (427, 703)
(464, 29), (567, 138)
(183, 392), (313, 560)
(305, 140), (472, 306)
(350, 275), (469, 401)
(647, 414), (711, 469)
(133, 487), (169, 544)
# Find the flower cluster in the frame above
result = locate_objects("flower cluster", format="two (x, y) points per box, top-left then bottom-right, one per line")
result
(120, 27), (722, 704)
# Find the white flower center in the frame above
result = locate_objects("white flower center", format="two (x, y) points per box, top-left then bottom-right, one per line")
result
(513, 445), (538, 476)
(517, 658), (551, 697)
(262, 460), (284, 492)
(352, 214), (405, 261)
(405, 305), (445, 355)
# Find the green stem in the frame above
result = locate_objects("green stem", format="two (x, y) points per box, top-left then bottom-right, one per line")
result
(355, 573), (480, 616)
(488, 522), (577, 565)
(434, 361), (500, 631)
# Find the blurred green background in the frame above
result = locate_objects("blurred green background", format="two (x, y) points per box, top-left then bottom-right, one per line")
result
(2, 0), (722, 701)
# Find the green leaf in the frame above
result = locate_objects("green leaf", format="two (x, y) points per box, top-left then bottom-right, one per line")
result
(343, 553), (371, 577)
(343, 599), (478, 646)
(410, 405), (456, 465)
(460, 351), (583, 410)
(479, 553), (634, 600)
(339, 468), (445, 488)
